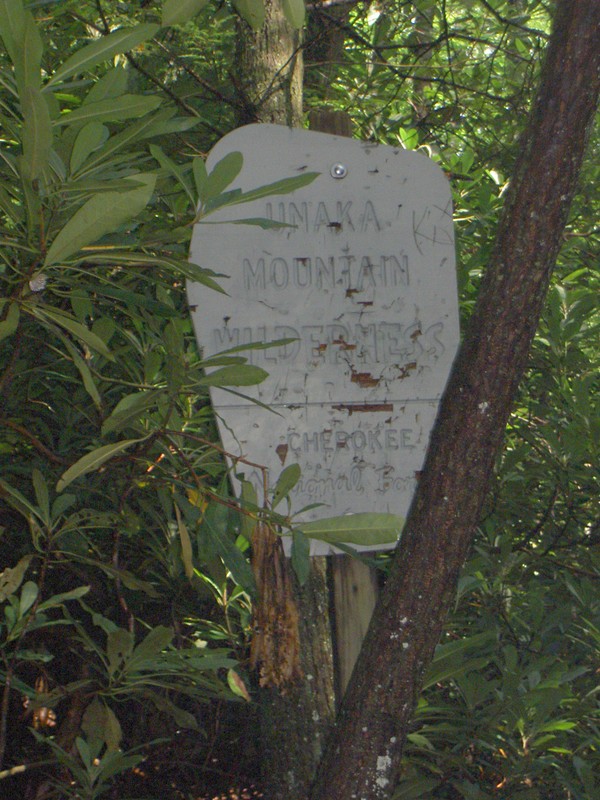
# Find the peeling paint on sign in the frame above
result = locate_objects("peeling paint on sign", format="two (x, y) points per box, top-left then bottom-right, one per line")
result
(188, 124), (459, 554)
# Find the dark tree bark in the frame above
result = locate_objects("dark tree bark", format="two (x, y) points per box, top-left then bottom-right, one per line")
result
(310, 1), (600, 797)
(235, 0), (303, 126)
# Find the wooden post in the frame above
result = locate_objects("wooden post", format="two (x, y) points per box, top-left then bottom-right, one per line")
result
(308, 108), (380, 698)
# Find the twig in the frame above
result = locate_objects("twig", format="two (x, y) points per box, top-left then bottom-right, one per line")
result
(0, 419), (69, 465)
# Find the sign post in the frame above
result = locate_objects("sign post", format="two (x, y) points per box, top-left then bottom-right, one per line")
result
(188, 123), (459, 555)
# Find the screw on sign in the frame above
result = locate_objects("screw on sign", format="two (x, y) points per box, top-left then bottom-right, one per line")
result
(188, 124), (458, 554)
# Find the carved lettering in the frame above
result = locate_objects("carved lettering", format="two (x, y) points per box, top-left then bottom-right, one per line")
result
(288, 427), (414, 455)
(264, 199), (381, 234)
(211, 321), (446, 368)
(241, 253), (409, 293)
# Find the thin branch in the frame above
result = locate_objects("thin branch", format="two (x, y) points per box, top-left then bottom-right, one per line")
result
(477, 0), (550, 38)
(0, 419), (69, 464)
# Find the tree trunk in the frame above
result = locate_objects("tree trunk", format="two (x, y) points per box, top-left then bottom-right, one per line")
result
(235, 0), (303, 127)
(234, 7), (336, 800)
(310, 1), (600, 797)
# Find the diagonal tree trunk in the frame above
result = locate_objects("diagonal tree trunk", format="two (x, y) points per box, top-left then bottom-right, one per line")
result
(310, 1), (600, 797)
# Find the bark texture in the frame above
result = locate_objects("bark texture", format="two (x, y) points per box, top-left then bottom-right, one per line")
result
(235, 7), (336, 800)
(235, 0), (303, 127)
(310, 1), (600, 798)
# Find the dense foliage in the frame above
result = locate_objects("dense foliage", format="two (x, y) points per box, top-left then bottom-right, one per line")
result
(0, 1), (597, 798)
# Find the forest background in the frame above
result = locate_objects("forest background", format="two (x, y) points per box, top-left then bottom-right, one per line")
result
(0, 1), (598, 799)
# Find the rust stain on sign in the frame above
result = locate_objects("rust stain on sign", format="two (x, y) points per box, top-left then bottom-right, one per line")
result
(351, 371), (381, 388)
(332, 338), (356, 351)
(275, 443), (289, 465)
(332, 402), (394, 415)
(396, 361), (418, 379)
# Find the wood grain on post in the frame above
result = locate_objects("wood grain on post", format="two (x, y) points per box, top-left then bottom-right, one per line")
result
(308, 107), (380, 698)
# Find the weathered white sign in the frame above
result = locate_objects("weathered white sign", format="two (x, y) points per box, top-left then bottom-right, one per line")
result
(188, 124), (458, 554)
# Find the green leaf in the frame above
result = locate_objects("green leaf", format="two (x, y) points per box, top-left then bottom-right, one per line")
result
(0, 479), (43, 521)
(32, 468), (49, 523)
(59, 333), (103, 410)
(129, 626), (173, 668)
(54, 95), (161, 128)
(71, 556), (159, 597)
(0, 3), (42, 93)
(422, 632), (495, 690)
(27, 305), (113, 359)
(291, 529), (310, 585)
(203, 151), (244, 202)
(21, 85), (52, 181)
(15, 11), (43, 94)
(197, 365), (268, 387)
(56, 439), (144, 492)
(82, 698), (122, 751)
(299, 512), (403, 546)
(204, 517), (257, 598)
(70, 122), (109, 174)
(174, 504), (194, 580)
(82, 251), (226, 293)
(107, 628), (134, 678)
(48, 25), (160, 86)
(192, 156), (208, 201)
(239, 480), (259, 543)
(0, 0), (26, 66)
(36, 585), (90, 612)
(0, 301), (20, 343)
(101, 390), (162, 436)
(272, 463), (301, 509)
(227, 171), (319, 207)
(227, 668), (251, 701)
(19, 581), (38, 616)
(233, 0), (266, 30)
(72, 108), (174, 177)
(146, 692), (198, 729)
(83, 66), (128, 105)
(44, 173), (156, 265)
(149, 143), (194, 204)
(282, 0), (305, 29)
(228, 217), (294, 229)
(161, 0), (210, 26)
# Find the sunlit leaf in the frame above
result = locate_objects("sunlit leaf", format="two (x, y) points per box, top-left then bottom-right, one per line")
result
(227, 171), (319, 207)
(204, 517), (256, 598)
(298, 512), (403, 546)
(202, 151), (244, 202)
(54, 95), (161, 128)
(70, 122), (109, 174)
(149, 143), (194, 204)
(19, 581), (39, 617)
(101, 390), (162, 436)
(48, 25), (160, 86)
(44, 173), (156, 265)
(161, 0), (210, 26)
(56, 439), (144, 492)
(272, 464), (301, 509)
(197, 365), (268, 387)
(282, 0), (305, 29)
(227, 668), (251, 701)
(233, 0), (266, 30)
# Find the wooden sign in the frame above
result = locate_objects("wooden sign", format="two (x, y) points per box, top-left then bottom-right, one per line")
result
(188, 124), (458, 553)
